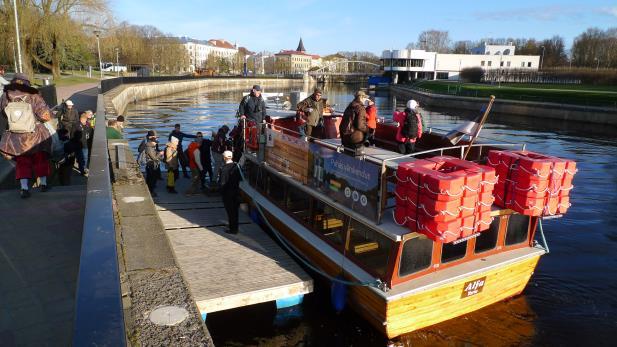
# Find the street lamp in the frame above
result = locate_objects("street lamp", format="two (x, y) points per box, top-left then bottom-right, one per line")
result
(595, 58), (600, 71)
(93, 30), (102, 79)
(540, 45), (545, 70)
(115, 47), (119, 77)
(12, 0), (23, 73)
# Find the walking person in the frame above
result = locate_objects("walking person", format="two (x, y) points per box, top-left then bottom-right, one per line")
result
(185, 134), (203, 195)
(212, 125), (229, 183)
(169, 123), (197, 178)
(57, 128), (80, 186)
(0, 73), (53, 198)
(73, 113), (92, 175)
(144, 130), (162, 197)
(339, 90), (369, 157)
(164, 136), (179, 193)
(393, 99), (424, 154)
(199, 132), (213, 189)
(219, 150), (242, 234)
(296, 88), (325, 138)
(57, 99), (79, 134)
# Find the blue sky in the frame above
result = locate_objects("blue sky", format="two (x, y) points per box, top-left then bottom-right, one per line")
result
(110, 0), (617, 55)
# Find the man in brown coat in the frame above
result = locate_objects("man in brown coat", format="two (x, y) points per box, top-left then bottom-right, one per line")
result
(0, 73), (53, 198)
(296, 88), (324, 138)
(339, 90), (369, 156)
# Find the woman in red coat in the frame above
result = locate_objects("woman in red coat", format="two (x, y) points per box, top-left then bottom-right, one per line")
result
(365, 97), (377, 146)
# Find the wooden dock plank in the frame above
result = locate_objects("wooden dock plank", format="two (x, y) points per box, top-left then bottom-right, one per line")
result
(164, 221), (312, 314)
(158, 208), (253, 229)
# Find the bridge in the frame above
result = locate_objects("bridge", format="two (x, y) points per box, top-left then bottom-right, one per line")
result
(308, 60), (383, 81)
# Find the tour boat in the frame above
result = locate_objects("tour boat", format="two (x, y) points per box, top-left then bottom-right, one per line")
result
(237, 109), (575, 338)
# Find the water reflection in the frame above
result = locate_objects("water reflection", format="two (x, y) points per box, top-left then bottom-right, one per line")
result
(123, 83), (617, 346)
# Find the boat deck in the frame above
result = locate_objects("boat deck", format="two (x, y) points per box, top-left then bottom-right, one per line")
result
(152, 178), (313, 317)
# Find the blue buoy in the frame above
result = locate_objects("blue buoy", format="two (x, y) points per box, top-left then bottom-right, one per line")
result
(330, 275), (347, 313)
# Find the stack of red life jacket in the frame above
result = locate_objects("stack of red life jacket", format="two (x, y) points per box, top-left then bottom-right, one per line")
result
(487, 150), (576, 216)
(394, 156), (497, 243)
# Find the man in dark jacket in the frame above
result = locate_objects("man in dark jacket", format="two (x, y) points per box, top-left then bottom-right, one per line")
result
(339, 90), (369, 156)
(296, 88), (325, 138)
(199, 132), (213, 188)
(219, 150), (242, 234)
(73, 113), (92, 175)
(169, 123), (196, 178)
(57, 99), (79, 134)
(144, 130), (162, 197)
(238, 85), (266, 124)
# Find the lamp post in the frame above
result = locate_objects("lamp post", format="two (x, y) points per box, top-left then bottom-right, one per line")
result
(12, 0), (23, 73)
(115, 47), (119, 77)
(93, 30), (102, 79)
(540, 45), (545, 70)
(595, 58), (600, 71)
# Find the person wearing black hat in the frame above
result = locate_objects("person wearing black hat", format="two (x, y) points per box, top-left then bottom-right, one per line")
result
(296, 88), (325, 138)
(143, 130), (162, 196)
(237, 85), (267, 124)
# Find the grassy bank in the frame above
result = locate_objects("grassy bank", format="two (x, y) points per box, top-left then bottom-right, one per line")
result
(410, 81), (617, 107)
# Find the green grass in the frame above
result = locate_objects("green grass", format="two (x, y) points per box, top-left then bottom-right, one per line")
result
(411, 81), (617, 107)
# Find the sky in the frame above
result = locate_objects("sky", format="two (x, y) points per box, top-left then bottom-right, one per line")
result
(110, 0), (617, 56)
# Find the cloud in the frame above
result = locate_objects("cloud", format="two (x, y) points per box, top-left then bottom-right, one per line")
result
(599, 7), (617, 18)
(474, 5), (584, 21)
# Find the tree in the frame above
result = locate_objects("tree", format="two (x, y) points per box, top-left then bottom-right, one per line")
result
(540, 36), (568, 68)
(416, 30), (451, 53)
(452, 41), (472, 54)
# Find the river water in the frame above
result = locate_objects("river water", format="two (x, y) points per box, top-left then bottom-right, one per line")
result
(123, 83), (617, 346)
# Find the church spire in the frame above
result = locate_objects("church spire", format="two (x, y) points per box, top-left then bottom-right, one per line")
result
(296, 38), (306, 52)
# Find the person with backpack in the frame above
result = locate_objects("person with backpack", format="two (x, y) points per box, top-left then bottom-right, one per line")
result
(0, 73), (53, 198)
(339, 90), (369, 157)
(185, 134), (204, 195)
(168, 123), (197, 178)
(393, 99), (424, 155)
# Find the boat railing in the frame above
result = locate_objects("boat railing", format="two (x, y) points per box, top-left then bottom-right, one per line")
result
(249, 122), (526, 224)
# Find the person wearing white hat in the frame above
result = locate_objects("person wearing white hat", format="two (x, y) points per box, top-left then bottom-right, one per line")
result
(57, 99), (79, 134)
(218, 150), (242, 234)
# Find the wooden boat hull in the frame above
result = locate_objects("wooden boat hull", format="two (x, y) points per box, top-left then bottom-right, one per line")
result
(245, 189), (542, 338)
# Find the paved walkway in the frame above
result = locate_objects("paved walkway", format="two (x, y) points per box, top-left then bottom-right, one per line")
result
(0, 85), (97, 346)
(55, 83), (99, 107)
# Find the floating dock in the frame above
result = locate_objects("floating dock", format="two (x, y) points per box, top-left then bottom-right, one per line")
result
(152, 178), (313, 319)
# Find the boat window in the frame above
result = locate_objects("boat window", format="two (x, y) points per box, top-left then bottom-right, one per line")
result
(286, 185), (311, 225)
(441, 240), (467, 263)
(267, 173), (286, 205)
(245, 160), (258, 187)
(474, 217), (500, 253)
(312, 200), (347, 248)
(505, 214), (530, 246)
(254, 166), (267, 192)
(347, 219), (393, 278)
(399, 236), (433, 277)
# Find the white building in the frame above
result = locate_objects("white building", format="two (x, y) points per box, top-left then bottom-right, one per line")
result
(382, 44), (540, 82)
(180, 37), (238, 71)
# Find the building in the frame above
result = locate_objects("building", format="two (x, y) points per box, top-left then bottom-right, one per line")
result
(274, 38), (321, 74)
(180, 37), (239, 71)
(382, 44), (540, 82)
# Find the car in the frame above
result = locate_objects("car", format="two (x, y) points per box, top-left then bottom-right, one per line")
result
(101, 62), (127, 72)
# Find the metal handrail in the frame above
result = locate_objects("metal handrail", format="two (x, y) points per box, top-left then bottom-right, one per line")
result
(72, 93), (126, 346)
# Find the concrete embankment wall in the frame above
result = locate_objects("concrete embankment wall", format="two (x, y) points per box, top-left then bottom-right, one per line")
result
(391, 86), (617, 126)
(108, 78), (307, 116)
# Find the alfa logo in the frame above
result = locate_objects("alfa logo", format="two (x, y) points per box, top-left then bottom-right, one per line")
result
(461, 276), (486, 298)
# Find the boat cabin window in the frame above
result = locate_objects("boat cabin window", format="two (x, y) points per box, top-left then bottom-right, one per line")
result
(474, 217), (500, 254)
(347, 219), (393, 278)
(441, 240), (467, 263)
(399, 236), (433, 277)
(267, 173), (286, 205)
(286, 185), (311, 225)
(505, 214), (531, 246)
(312, 200), (347, 248)
(245, 160), (258, 187)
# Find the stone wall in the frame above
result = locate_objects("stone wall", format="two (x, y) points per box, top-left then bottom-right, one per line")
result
(392, 86), (617, 126)
(106, 78), (307, 116)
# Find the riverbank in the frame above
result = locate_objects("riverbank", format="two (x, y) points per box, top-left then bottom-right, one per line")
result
(391, 85), (617, 126)
(411, 80), (617, 108)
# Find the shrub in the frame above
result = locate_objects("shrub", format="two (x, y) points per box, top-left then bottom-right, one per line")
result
(459, 67), (484, 83)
